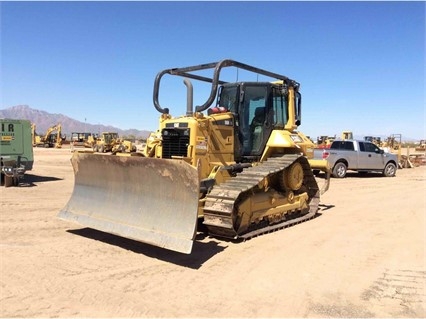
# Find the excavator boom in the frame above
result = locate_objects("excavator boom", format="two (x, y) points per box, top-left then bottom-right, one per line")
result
(58, 152), (200, 254)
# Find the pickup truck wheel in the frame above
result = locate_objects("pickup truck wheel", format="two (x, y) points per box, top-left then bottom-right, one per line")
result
(383, 162), (396, 177)
(332, 162), (347, 178)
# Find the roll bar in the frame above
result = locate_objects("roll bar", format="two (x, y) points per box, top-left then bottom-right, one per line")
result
(153, 59), (300, 114)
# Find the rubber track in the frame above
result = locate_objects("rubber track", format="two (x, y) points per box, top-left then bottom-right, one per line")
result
(203, 154), (320, 240)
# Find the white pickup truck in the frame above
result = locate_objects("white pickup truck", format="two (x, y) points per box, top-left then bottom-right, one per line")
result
(314, 139), (398, 178)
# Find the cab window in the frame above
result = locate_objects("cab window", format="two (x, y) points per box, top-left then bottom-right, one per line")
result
(362, 142), (379, 152)
(240, 85), (268, 154)
(272, 87), (288, 128)
(218, 86), (238, 113)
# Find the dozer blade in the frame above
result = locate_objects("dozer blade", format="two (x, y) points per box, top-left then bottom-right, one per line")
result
(58, 153), (200, 254)
(308, 158), (331, 195)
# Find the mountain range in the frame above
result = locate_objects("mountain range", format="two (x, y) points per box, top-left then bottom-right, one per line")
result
(1, 105), (421, 143)
(0, 105), (151, 139)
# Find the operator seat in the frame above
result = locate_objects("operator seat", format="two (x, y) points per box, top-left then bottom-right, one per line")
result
(250, 107), (265, 152)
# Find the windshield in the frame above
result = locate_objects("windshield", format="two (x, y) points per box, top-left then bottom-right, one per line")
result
(218, 86), (238, 112)
(272, 86), (288, 128)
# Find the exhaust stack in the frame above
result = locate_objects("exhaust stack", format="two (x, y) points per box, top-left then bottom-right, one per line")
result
(184, 78), (193, 116)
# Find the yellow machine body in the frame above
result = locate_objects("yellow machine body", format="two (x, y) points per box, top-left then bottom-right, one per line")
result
(59, 60), (330, 254)
(91, 132), (119, 152)
(32, 123), (64, 148)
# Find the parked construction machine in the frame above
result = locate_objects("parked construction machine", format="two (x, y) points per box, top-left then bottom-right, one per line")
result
(58, 59), (330, 254)
(32, 123), (64, 148)
(364, 136), (383, 147)
(316, 135), (335, 148)
(415, 140), (425, 152)
(71, 132), (97, 148)
(341, 131), (353, 140)
(381, 134), (414, 168)
(383, 134), (401, 151)
(111, 138), (136, 154)
(90, 132), (119, 152)
(86, 132), (136, 154)
(1, 119), (34, 187)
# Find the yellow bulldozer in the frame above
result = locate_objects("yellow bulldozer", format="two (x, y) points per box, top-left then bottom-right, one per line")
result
(58, 59), (330, 254)
(364, 135), (383, 147)
(71, 132), (97, 148)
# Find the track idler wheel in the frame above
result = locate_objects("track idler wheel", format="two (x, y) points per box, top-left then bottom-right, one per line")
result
(280, 161), (304, 192)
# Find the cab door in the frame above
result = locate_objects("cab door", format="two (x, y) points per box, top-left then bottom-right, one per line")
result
(238, 84), (273, 157)
(358, 142), (385, 169)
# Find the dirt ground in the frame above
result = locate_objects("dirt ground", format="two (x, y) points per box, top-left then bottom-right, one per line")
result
(1, 147), (425, 318)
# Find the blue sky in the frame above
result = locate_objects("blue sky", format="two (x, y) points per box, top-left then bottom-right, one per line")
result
(1, 1), (425, 140)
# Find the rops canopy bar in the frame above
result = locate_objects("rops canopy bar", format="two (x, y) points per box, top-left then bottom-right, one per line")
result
(153, 59), (300, 114)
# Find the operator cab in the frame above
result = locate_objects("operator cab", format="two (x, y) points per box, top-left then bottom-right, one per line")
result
(217, 82), (301, 162)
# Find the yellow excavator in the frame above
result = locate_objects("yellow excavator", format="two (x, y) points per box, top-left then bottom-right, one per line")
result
(58, 59), (330, 254)
(32, 123), (64, 148)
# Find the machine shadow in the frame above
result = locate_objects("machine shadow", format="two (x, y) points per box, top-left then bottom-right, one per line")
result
(17, 173), (63, 187)
(315, 172), (385, 179)
(67, 228), (226, 269)
(318, 204), (335, 212)
(343, 172), (385, 178)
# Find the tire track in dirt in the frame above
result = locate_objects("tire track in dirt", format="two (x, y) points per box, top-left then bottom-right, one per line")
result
(361, 269), (426, 317)
(1, 147), (425, 317)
